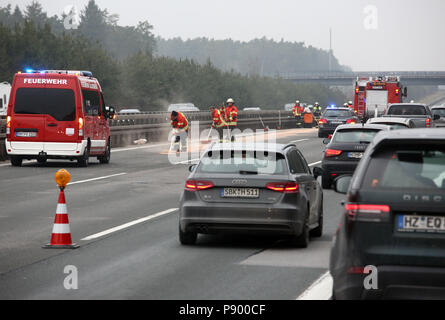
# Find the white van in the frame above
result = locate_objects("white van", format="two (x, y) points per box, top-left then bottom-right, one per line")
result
(0, 82), (11, 115)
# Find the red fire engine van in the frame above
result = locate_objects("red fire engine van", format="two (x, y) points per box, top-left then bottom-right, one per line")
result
(353, 76), (407, 119)
(6, 70), (115, 167)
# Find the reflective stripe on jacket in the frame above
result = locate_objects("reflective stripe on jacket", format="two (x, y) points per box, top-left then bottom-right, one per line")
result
(171, 112), (189, 131)
(293, 105), (303, 116)
(212, 109), (227, 128)
(227, 105), (238, 126)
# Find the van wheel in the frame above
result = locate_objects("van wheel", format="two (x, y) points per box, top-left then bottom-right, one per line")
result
(98, 142), (110, 164)
(78, 145), (90, 167)
(11, 156), (22, 167)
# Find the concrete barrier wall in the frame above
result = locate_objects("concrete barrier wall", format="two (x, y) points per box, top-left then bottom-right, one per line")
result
(0, 111), (296, 161)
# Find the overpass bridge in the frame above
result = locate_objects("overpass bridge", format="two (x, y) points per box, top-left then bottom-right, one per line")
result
(282, 71), (445, 86)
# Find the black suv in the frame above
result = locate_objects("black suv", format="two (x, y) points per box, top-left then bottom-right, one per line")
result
(318, 107), (359, 138)
(321, 124), (389, 189)
(330, 128), (445, 300)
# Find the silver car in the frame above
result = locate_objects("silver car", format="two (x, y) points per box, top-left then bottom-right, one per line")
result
(179, 143), (324, 247)
(366, 117), (415, 129)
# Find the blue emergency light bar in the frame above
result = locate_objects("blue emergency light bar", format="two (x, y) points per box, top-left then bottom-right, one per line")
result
(22, 69), (93, 77)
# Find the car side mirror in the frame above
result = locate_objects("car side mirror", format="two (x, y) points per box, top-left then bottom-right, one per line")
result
(105, 106), (116, 119)
(189, 164), (197, 172)
(313, 167), (323, 179)
(334, 175), (353, 194)
(433, 114), (440, 120)
(323, 138), (331, 145)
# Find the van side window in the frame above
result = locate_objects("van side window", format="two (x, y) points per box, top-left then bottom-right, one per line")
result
(0, 98), (3, 109)
(82, 90), (101, 116)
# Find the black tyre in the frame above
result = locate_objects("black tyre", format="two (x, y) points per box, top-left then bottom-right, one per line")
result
(322, 173), (332, 189)
(292, 211), (310, 248)
(10, 156), (22, 167)
(318, 131), (324, 138)
(98, 141), (111, 164)
(77, 144), (90, 167)
(310, 200), (323, 238)
(179, 225), (197, 245)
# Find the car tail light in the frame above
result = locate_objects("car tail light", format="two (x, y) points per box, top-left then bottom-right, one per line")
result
(355, 87), (359, 94)
(395, 88), (399, 96)
(346, 119), (356, 124)
(319, 118), (327, 124)
(347, 266), (366, 274)
(6, 116), (11, 136)
(185, 180), (214, 191)
(325, 149), (342, 157)
(426, 118), (431, 128)
(78, 118), (84, 136)
(266, 182), (299, 193)
(345, 203), (390, 222)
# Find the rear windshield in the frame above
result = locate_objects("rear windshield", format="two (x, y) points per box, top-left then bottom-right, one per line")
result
(324, 110), (352, 117)
(372, 122), (408, 130)
(333, 129), (380, 143)
(14, 88), (76, 121)
(362, 147), (445, 190)
(387, 105), (426, 115)
(198, 150), (287, 175)
(432, 108), (445, 117)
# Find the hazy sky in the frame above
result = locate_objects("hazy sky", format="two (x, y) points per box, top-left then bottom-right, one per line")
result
(5, 0), (445, 71)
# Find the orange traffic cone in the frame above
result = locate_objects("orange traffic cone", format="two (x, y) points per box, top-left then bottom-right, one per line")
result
(44, 169), (79, 249)
(43, 189), (79, 249)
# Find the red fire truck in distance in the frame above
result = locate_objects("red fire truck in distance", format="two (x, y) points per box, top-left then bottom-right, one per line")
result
(353, 76), (407, 120)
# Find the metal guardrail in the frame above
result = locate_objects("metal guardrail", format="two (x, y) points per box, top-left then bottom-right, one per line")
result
(0, 111), (295, 161)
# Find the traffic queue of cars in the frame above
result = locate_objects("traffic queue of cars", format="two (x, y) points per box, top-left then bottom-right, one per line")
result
(315, 103), (445, 299)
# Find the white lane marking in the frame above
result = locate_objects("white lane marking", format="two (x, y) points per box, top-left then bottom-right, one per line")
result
(81, 208), (178, 241)
(296, 271), (333, 300)
(290, 139), (309, 143)
(308, 160), (322, 167)
(68, 172), (127, 185)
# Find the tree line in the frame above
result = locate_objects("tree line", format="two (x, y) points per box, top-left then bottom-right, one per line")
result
(0, 1), (346, 110)
(157, 37), (351, 77)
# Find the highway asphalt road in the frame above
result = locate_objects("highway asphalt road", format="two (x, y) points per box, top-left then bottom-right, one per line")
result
(0, 128), (345, 299)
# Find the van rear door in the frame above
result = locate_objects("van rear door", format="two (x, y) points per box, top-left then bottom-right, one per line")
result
(12, 86), (78, 143)
(11, 88), (46, 143)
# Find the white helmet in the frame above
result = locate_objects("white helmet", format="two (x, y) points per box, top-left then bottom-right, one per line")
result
(296, 100), (300, 104)
(315, 102), (319, 105)
(348, 101), (353, 104)
(227, 98), (234, 103)
(344, 103), (348, 106)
